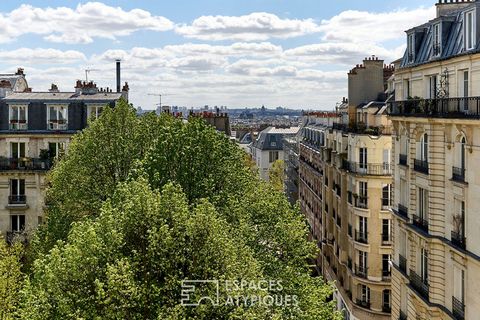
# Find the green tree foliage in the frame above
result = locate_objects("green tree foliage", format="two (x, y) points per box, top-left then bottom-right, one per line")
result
(268, 159), (285, 192)
(0, 237), (24, 319)
(20, 100), (339, 319)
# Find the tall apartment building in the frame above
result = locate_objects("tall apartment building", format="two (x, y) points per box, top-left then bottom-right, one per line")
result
(389, 1), (480, 319)
(0, 65), (128, 243)
(299, 57), (394, 320)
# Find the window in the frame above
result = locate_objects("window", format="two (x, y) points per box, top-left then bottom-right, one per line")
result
(383, 289), (391, 310)
(418, 187), (428, 221)
(383, 254), (391, 274)
(87, 105), (104, 119)
(359, 216), (368, 236)
(382, 184), (393, 208)
(433, 23), (441, 56)
(428, 75), (438, 99)
(465, 10), (476, 50)
(47, 105), (68, 130)
(462, 71), (469, 111)
(11, 214), (25, 232)
(359, 181), (368, 199)
(404, 79), (410, 99)
(382, 219), (391, 241)
(407, 33), (415, 62)
(400, 178), (408, 207)
(269, 151), (278, 163)
(359, 147), (367, 170)
(420, 133), (428, 162)
(420, 248), (429, 282)
(359, 250), (368, 270)
(453, 266), (465, 303)
(48, 142), (65, 159)
(453, 200), (465, 237)
(360, 284), (370, 303)
(9, 105), (27, 130)
(10, 179), (25, 197)
(11, 142), (25, 159)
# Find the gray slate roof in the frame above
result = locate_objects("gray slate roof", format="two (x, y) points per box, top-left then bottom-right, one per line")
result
(252, 127), (299, 150)
(400, 2), (480, 68)
(4, 91), (122, 103)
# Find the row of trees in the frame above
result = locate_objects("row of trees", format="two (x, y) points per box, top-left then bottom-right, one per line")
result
(0, 100), (339, 319)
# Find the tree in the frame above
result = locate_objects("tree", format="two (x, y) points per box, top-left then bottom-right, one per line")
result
(269, 159), (285, 192)
(21, 101), (340, 319)
(0, 237), (24, 319)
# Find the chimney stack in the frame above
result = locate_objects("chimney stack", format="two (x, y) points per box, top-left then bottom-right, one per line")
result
(436, 0), (474, 18)
(116, 59), (121, 93)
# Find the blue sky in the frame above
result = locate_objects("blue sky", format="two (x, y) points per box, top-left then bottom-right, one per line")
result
(0, 0), (436, 109)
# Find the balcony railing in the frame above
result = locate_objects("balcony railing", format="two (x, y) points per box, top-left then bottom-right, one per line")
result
(355, 196), (368, 209)
(409, 269), (429, 300)
(389, 97), (480, 118)
(399, 255), (407, 274)
(355, 230), (368, 244)
(452, 166), (466, 182)
(397, 204), (408, 219)
(8, 195), (26, 204)
(6, 231), (27, 244)
(354, 264), (368, 279)
(452, 296), (465, 320)
(355, 299), (371, 309)
(48, 120), (68, 130)
(399, 310), (407, 320)
(399, 154), (408, 166)
(332, 122), (392, 135)
(414, 159), (429, 174)
(412, 214), (429, 233)
(343, 160), (392, 175)
(9, 121), (28, 130)
(451, 230), (466, 250)
(0, 158), (52, 171)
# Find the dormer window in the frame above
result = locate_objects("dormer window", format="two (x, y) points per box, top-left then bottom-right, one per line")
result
(47, 105), (68, 130)
(407, 33), (415, 62)
(465, 10), (476, 50)
(9, 105), (27, 130)
(432, 23), (441, 57)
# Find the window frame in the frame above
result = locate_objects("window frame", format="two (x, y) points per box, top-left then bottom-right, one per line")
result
(465, 10), (476, 50)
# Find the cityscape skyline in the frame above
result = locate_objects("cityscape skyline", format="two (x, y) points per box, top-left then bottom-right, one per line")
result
(0, 0), (435, 109)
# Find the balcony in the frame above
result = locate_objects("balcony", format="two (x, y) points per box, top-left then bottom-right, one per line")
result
(8, 195), (26, 205)
(413, 159), (429, 174)
(452, 296), (465, 320)
(399, 255), (407, 274)
(355, 299), (371, 309)
(412, 214), (429, 233)
(343, 160), (392, 175)
(9, 120), (28, 130)
(354, 196), (368, 209)
(399, 154), (408, 166)
(355, 230), (368, 244)
(6, 231), (27, 244)
(452, 166), (466, 183)
(397, 204), (409, 219)
(48, 120), (68, 130)
(354, 264), (368, 279)
(389, 96), (480, 119)
(0, 158), (52, 171)
(409, 269), (429, 300)
(451, 230), (466, 250)
(399, 310), (407, 320)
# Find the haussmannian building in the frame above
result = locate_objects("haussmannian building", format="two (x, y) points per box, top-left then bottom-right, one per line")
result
(299, 57), (395, 320)
(389, 1), (480, 319)
(0, 66), (128, 243)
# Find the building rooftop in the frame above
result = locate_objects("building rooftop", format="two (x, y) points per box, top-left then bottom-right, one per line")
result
(4, 91), (123, 102)
(252, 126), (300, 150)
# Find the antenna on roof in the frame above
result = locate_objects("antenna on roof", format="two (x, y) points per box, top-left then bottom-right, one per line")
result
(84, 68), (100, 82)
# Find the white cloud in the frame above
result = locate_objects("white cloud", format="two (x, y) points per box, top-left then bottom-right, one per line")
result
(0, 2), (174, 44)
(318, 7), (435, 43)
(0, 48), (86, 64)
(176, 12), (320, 41)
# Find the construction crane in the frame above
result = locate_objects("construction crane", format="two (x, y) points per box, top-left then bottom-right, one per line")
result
(147, 93), (176, 109)
(84, 68), (100, 82)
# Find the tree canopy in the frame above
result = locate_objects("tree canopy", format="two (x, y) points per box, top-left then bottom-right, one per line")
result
(14, 100), (339, 319)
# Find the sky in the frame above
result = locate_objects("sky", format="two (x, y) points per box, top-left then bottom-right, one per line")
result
(0, 0), (436, 109)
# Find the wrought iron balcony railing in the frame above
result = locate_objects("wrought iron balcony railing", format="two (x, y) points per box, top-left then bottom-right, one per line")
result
(397, 204), (409, 219)
(390, 97), (480, 118)
(451, 230), (466, 250)
(412, 214), (429, 233)
(354, 196), (368, 209)
(414, 159), (429, 174)
(409, 269), (429, 300)
(6, 231), (27, 244)
(399, 154), (408, 166)
(452, 296), (465, 320)
(355, 299), (371, 309)
(0, 158), (52, 171)
(342, 160), (392, 175)
(8, 195), (26, 204)
(452, 166), (466, 182)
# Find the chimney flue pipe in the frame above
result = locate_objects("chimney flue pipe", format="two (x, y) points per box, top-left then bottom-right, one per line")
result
(116, 59), (121, 93)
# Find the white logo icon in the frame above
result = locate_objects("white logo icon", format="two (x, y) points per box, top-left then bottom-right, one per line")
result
(180, 280), (220, 306)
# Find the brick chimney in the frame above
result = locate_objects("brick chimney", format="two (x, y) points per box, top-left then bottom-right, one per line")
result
(436, 0), (474, 18)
